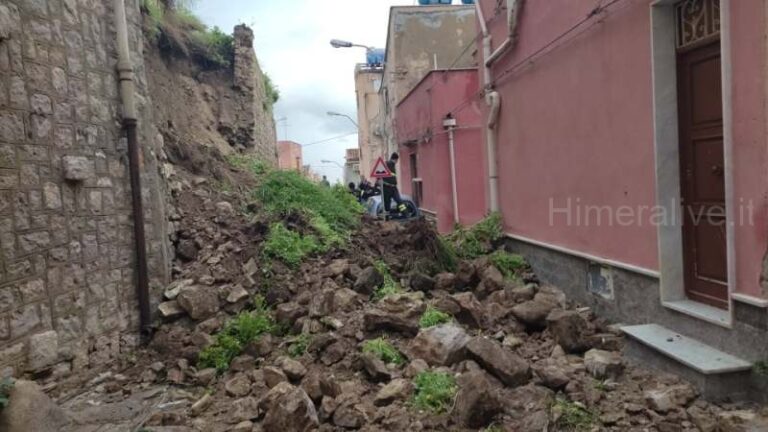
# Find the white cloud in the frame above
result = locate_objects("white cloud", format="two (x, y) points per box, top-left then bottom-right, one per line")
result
(194, 0), (417, 182)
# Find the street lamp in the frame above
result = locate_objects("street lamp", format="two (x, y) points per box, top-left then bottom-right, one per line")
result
(326, 111), (359, 128)
(330, 39), (372, 50)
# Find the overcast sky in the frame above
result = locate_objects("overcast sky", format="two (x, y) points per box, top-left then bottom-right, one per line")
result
(194, 0), (417, 182)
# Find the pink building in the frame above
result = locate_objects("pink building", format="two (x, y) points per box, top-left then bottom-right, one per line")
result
(473, 0), (768, 394)
(396, 69), (487, 234)
(277, 140), (303, 172)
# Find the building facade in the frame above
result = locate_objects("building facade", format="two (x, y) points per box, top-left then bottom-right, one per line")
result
(277, 140), (302, 172)
(354, 64), (384, 181)
(378, 4), (477, 157)
(476, 0), (768, 384)
(344, 148), (361, 186)
(396, 69), (486, 233)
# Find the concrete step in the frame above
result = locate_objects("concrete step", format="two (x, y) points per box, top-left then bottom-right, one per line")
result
(621, 324), (752, 401)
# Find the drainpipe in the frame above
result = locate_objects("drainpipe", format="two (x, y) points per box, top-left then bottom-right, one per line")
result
(114, 0), (151, 339)
(476, 1), (500, 212)
(443, 115), (460, 225)
(485, 0), (524, 68)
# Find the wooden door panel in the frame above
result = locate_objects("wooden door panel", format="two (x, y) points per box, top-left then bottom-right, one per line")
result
(678, 40), (728, 309)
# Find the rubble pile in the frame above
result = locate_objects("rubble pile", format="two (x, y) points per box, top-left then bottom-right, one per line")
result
(60, 213), (767, 431)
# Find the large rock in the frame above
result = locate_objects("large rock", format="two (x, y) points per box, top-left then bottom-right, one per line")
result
(546, 309), (591, 353)
(584, 349), (624, 379)
(279, 357), (307, 381)
(176, 239), (198, 262)
(374, 378), (412, 406)
(511, 298), (558, 329)
(408, 323), (470, 366)
(645, 384), (697, 413)
(0, 380), (70, 432)
(450, 292), (486, 328)
(27, 331), (58, 371)
(455, 260), (479, 290)
(225, 373), (252, 397)
(275, 302), (307, 326)
(716, 410), (768, 432)
(533, 364), (570, 390)
(453, 370), (503, 428)
(354, 266), (383, 295)
(177, 285), (220, 320)
(333, 402), (368, 429)
(409, 272), (435, 292)
(361, 353), (392, 382)
(363, 292), (425, 336)
(466, 337), (531, 387)
(328, 259), (350, 277)
(434, 272), (456, 291)
(259, 382), (319, 432)
(475, 265), (505, 299)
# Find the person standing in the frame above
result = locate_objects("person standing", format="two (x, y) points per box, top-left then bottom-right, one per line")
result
(382, 153), (406, 214)
(321, 175), (330, 187)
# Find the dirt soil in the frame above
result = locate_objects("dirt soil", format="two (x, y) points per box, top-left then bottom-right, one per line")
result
(51, 157), (768, 431)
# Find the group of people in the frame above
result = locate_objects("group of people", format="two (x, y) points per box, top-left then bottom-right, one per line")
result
(347, 153), (407, 214)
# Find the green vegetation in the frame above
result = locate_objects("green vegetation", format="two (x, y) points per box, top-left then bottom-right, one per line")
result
(373, 260), (402, 300)
(140, 0), (235, 69)
(263, 222), (321, 268)
(197, 296), (275, 373)
(256, 170), (363, 266)
(488, 250), (527, 280)
(362, 337), (405, 365)
(0, 377), (14, 410)
(755, 360), (768, 376)
(227, 153), (271, 176)
(411, 371), (458, 413)
(288, 333), (311, 358)
(553, 397), (598, 431)
(419, 306), (452, 328)
(444, 212), (503, 259)
(264, 73), (280, 111)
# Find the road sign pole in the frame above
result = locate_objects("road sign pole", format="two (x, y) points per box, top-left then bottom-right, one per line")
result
(380, 180), (387, 221)
(369, 156), (393, 221)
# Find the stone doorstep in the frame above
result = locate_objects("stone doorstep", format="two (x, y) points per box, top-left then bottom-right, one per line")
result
(621, 324), (752, 375)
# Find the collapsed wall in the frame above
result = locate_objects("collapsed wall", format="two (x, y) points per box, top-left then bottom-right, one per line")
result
(0, 0), (277, 378)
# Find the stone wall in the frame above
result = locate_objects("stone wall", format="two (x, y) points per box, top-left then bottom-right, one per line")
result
(220, 24), (278, 164)
(0, 0), (170, 376)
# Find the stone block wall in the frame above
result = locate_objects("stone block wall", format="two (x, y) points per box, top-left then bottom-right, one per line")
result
(0, 0), (170, 376)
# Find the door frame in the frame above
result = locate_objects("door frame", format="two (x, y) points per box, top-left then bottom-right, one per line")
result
(650, 0), (735, 327)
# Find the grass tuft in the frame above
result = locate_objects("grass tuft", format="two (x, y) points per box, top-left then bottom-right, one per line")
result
(362, 337), (405, 365)
(288, 333), (311, 358)
(419, 306), (452, 328)
(444, 212), (503, 259)
(488, 250), (527, 280)
(263, 222), (320, 268)
(411, 371), (458, 413)
(372, 260), (402, 300)
(197, 296), (275, 373)
(553, 397), (598, 431)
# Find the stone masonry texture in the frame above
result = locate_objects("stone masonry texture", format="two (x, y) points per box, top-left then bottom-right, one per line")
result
(0, 0), (171, 375)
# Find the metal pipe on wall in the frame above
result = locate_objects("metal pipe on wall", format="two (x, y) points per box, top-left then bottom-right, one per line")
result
(444, 117), (460, 225)
(114, 0), (151, 338)
(476, 0), (500, 212)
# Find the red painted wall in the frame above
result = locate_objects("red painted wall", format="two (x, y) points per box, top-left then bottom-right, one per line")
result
(396, 70), (486, 233)
(478, 0), (767, 297)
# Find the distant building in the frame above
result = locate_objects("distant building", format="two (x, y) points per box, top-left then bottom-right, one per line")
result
(344, 148), (361, 186)
(302, 164), (321, 182)
(354, 64), (384, 181)
(277, 140), (303, 172)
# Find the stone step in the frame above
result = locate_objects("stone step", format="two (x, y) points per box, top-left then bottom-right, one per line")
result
(621, 323), (752, 401)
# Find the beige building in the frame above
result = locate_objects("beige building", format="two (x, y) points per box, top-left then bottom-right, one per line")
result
(378, 5), (477, 155)
(277, 141), (303, 172)
(354, 64), (384, 180)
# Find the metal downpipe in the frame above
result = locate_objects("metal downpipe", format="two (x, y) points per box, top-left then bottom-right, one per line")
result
(114, 0), (151, 339)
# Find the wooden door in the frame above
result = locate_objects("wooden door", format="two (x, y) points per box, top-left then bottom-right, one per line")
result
(677, 41), (728, 309)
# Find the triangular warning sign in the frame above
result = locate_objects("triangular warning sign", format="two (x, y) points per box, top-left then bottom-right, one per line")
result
(369, 156), (392, 179)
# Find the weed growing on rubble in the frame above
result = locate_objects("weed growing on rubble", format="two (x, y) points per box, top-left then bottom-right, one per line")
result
(227, 153), (270, 177)
(553, 397), (597, 431)
(488, 250), (527, 280)
(198, 297), (276, 373)
(288, 333), (311, 358)
(373, 260), (402, 300)
(362, 338), (405, 365)
(0, 377), (14, 410)
(411, 371), (457, 413)
(419, 306), (452, 328)
(263, 223), (321, 268)
(445, 212), (503, 259)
